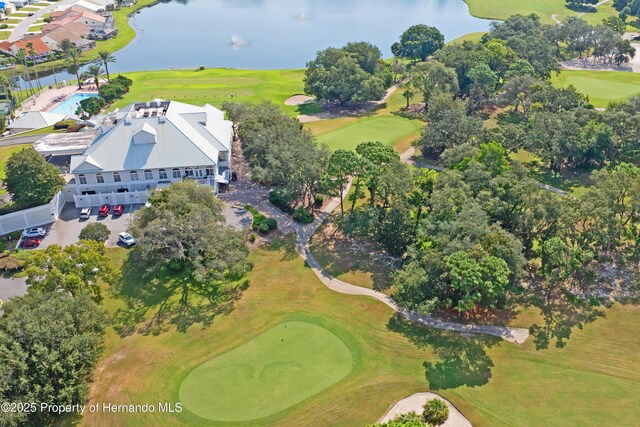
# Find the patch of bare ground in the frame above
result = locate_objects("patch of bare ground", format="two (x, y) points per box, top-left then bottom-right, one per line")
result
(284, 94), (314, 106)
(309, 217), (400, 294)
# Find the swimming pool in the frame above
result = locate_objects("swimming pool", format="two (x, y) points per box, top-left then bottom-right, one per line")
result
(50, 93), (99, 116)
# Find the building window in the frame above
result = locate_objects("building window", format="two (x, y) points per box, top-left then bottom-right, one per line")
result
(206, 167), (215, 176)
(130, 171), (139, 181)
(79, 174), (87, 185)
(144, 170), (153, 180)
(113, 172), (121, 182)
(96, 173), (104, 184)
(172, 168), (181, 179)
(219, 152), (228, 162)
(158, 169), (167, 180)
(184, 167), (194, 177)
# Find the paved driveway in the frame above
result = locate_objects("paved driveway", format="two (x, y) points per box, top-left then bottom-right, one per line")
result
(37, 203), (141, 249)
(0, 276), (27, 307)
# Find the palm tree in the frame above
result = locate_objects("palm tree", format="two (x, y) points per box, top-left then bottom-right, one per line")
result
(26, 42), (42, 92)
(86, 64), (104, 89)
(97, 50), (115, 81)
(16, 48), (34, 97)
(0, 74), (15, 116)
(64, 46), (83, 89)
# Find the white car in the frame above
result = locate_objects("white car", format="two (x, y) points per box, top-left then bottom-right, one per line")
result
(118, 232), (136, 247)
(22, 227), (45, 238)
(80, 208), (91, 219)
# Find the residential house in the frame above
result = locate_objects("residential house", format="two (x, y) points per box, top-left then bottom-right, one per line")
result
(66, 100), (233, 208)
(0, 37), (52, 62)
(41, 26), (95, 51)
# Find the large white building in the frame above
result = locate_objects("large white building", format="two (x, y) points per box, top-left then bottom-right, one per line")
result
(66, 100), (232, 208)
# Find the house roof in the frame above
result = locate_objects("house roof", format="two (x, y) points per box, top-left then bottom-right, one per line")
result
(42, 27), (84, 44)
(8, 111), (66, 131)
(69, 6), (106, 23)
(4, 38), (52, 56)
(70, 100), (233, 174)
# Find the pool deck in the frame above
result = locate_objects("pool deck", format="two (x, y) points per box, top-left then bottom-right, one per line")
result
(18, 85), (98, 117)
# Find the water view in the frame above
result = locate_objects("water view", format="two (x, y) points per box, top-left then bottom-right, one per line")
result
(112, 0), (492, 72)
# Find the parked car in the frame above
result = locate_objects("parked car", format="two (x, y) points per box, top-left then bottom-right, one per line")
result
(80, 208), (91, 219)
(22, 227), (45, 238)
(21, 238), (41, 248)
(98, 204), (111, 217)
(28, 12), (35, 16)
(113, 204), (124, 216)
(118, 232), (135, 247)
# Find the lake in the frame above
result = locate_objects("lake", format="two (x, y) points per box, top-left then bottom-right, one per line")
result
(112, 0), (492, 71)
(22, 0), (492, 87)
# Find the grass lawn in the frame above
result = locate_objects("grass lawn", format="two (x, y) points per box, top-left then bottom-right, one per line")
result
(448, 31), (487, 45)
(179, 321), (353, 422)
(0, 145), (27, 181)
(510, 149), (593, 197)
(85, 244), (640, 426)
(463, 0), (635, 27)
(551, 69), (640, 108)
(305, 89), (423, 152)
(113, 68), (306, 116)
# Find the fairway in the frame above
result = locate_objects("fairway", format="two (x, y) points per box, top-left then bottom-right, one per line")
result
(464, 0), (625, 26)
(178, 321), (353, 422)
(551, 70), (640, 107)
(311, 116), (421, 152)
(113, 68), (306, 115)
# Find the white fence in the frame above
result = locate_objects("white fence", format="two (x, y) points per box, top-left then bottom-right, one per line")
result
(0, 192), (66, 235)
(72, 190), (150, 208)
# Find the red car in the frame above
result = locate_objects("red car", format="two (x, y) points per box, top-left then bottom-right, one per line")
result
(98, 204), (111, 217)
(113, 204), (124, 216)
(21, 238), (41, 248)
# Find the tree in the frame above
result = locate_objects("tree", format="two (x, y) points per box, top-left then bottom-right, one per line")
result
(131, 180), (251, 283)
(304, 46), (385, 105)
(4, 147), (65, 206)
(409, 61), (459, 108)
(541, 237), (594, 300)
(602, 16), (627, 34)
(343, 41), (382, 74)
(324, 149), (360, 216)
(394, 24), (445, 61)
(24, 241), (116, 303)
(566, 0), (598, 6)
(85, 64), (105, 88)
(97, 50), (116, 81)
(367, 412), (425, 427)
(419, 92), (483, 157)
(79, 222), (110, 242)
(62, 42), (83, 89)
(77, 96), (106, 118)
(423, 398), (449, 426)
(0, 74), (16, 115)
(445, 251), (510, 313)
(355, 140), (400, 205)
(0, 291), (107, 427)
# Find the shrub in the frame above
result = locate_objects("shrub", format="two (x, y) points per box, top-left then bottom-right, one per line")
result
(264, 218), (277, 230)
(269, 189), (294, 214)
(112, 74), (133, 89)
(79, 222), (110, 242)
(423, 398), (449, 426)
(293, 208), (314, 224)
(66, 124), (86, 133)
(53, 119), (76, 129)
(248, 233), (256, 243)
(314, 195), (324, 208)
(77, 96), (106, 118)
(258, 222), (270, 234)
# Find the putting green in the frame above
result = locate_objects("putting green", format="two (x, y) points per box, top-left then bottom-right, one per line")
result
(178, 321), (353, 422)
(315, 116), (421, 151)
(564, 76), (640, 100)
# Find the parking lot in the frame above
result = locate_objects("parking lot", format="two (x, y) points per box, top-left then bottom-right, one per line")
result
(36, 203), (141, 249)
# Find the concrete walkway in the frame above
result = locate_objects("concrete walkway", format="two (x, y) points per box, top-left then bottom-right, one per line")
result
(228, 169), (530, 344)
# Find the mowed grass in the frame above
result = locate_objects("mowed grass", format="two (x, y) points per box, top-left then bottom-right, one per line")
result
(464, 0), (632, 26)
(551, 69), (640, 108)
(113, 68), (306, 115)
(178, 321), (353, 422)
(305, 89), (423, 152)
(85, 244), (640, 426)
(0, 145), (27, 181)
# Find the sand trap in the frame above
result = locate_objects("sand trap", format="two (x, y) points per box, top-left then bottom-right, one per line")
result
(379, 392), (472, 427)
(284, 94), (314, 106)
